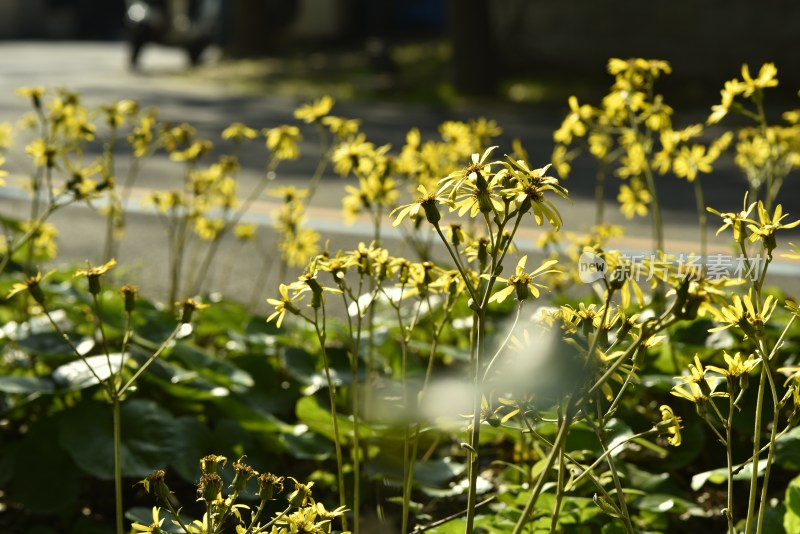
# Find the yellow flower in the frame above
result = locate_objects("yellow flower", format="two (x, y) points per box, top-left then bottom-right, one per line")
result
(672, 144), (714, 182)
(6, 270), (53, 303)
(233, 223), (256, 241)
(746, 201), (800, 251)
(657, 405), (683, 446)
(469, 117), (502, 148)
(64, 157), (102, 198)
(0, 122), (14, 149)
(269, 186), (310, 203)
(130, 506), (164, 533)
(707, 193), (756, 243)
(280, 227), (321, 268)
(331, 134), (374, 176)
(128, 110), (158, 157)
(221, 122), (258, 142)
(550, 144), (573, 178)
(321, 115), (361, 139)
(706, 351), (759, 379)
(783, 243), (800, 260)
(74, 258), (117, 278)
(100, 99), (139, 128)
(16, 86), (45, 108)
(194, 217), (225, 241)
(616, 142), (647, 179)
(707, 79), (745, 125)
(146, 191), (186, 213)
(25, 138), (58, 168)
(554, 95), (593, 144)
(617, 179), (651, 219)
(391, 184), (448, 227)
(498, 159), (568, 229)
(294, 95), (334, 123)
(170, 139), (213, 163)
(485, 256), (559, 304)
(710, 289), (777, 339)
(19, 221), (59, 259)
(740, 63), (778, 97)
(265, 125), (302, 160)
(670, 380), (707, 404)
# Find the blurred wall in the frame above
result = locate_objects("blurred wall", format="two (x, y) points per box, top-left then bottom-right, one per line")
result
(490, 0), (800, 83)
(0, 0), (125, 39)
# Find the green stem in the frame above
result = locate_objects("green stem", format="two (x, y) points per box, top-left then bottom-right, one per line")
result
(643, 162), (664, 254)
(188, 160), (278, 295)
(259, 505), (293, 532)
(595, 161), (607, 226)
(311, 308), (348, 532)
(119, 323), (183, 396)
(511, 397), (577, 534)
(162, 495), (193, 534)
(726, 386), (735, 533)
(756, 347), (781, 534)
(482, 303), (522, 382)
(693, 177), (707, 261)
(582, 412), (634, 533)
(548, 442), (566, 533)
(306, 126), (330, 202)
(112, 394), (123, 534)
(464, 308), (485, 534)
(744, 363), (767, 534)
(404, 293), (453, 530)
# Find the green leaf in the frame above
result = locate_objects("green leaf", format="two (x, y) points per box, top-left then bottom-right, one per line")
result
(776, 426), (800, 470)
(52, 353), (128, 390)
(16, 331), (93, 360)
(169, 343), (254, 392)
(168, 416), (214, 482)
(0, 375), (55, 394)
(58, 399), (177, 479)
(691, 459), (768, 491)
(605, 418), (633, 457)
(10, 414), (81, 514)
(412, 457), (466, 487)
(192, 299), (251, 338)
(785, 474), (800, 533)
(280, 429), (333, 460)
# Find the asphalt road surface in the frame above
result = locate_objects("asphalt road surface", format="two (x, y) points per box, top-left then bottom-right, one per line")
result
(0, 41), (798, 308)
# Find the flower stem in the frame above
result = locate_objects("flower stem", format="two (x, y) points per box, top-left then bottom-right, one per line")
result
(311, 308), (348, 532)
(112, 394), (123, 534)
(693, 177), (707, 261)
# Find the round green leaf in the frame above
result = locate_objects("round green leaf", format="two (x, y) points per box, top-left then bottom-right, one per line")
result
(58, 399), (177, 480)
(11, 414), (81, 514)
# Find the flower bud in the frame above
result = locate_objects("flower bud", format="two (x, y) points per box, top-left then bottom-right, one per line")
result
(422, 200), (441, 225)
(141, 470), (171, 502)
(477, 238), (489, 270)
(198, 473), (223, 502)
(200, 454), (227, 475)
(179, 298), (207, 324)
(304, 276), (324, 310)
(231, 458), (257, 493)
(449, 224), (464, 247)
(477, 191), (494, 214)
(397, 261), (410, 285)
(120, 285), (138, 312)
(514, 282), (531, 302)
(257, 472), (284, 501)
(28, 279), (46, 305)
(87, 274), (102, 295)
(287, 479), (313, 508)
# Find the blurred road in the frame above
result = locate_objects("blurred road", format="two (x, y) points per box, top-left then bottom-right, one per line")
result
(0, 41), (798, 306)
